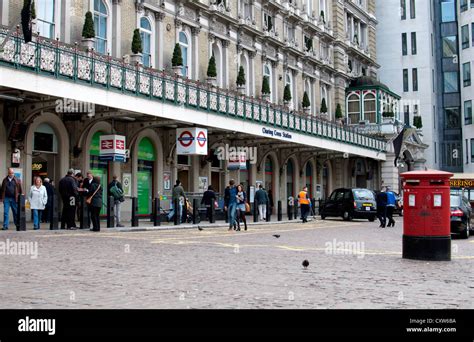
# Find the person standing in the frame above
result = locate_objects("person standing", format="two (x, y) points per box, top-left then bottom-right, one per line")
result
(224, 180), (238, 231)
(254, 184), (269, 222)
(386, 186), (397, 227)
(0, 168), (23, 230)
(201, 185), (216, 222)
(108, 175), (124, 227)
(376, 189), (388, 228)
(58, 169), (78, 230)
(298, 186), (310, 223)
(81, 171), (94, 227)
(28, 177), (48, 230)
(42, 178), (54, 223)
(236, 184), (248, 231)
(87, 176), (103, 232)
(168, 180), (186, 222)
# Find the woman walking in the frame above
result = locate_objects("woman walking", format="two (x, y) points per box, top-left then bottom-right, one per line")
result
(28, 177), (48, 230)
(236, 184), (248, 231)
(87, 176), (103, 232)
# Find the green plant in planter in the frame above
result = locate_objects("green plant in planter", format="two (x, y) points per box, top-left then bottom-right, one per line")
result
(302, 91), (311, 109)
(413, 116), (423, 129)
(207, 55), (217, 78)
(335, 104), (343, 119)
(283, 84), (292, 102)
(21, 0), (33, 43)
(382, 111), (395, 118)
(172, 43), (183, 67)
(82, 11), (95, 39)
(320, 98), (328, 113)
(236, 66), (246, 87)
(261, 76), (271, 95)
(320, 10), (325, 23)
(31, 1), (36, 19)
(131, 29), (143, 54)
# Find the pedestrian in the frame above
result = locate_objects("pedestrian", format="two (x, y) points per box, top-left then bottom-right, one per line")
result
(236, 184), (248, 231)
(254, 184), (269, 221)
(224, 179), (238, 231)
(87, 176), (103, 232)
(81, 171), (94, 227)
(375, 189), (388, 228)
(386, 186), (397, 227)
(75, 172), (84, 223)
(108, 175), (125, 227)
(201, 185), (216, 222)
(0, 168), (23, 230)
(298, 186), (310, 223)
(58, 169), (78, 230)
(28, 177), (48, 230)
(168, 180), (186, 222)
(42, 178), (54, 223)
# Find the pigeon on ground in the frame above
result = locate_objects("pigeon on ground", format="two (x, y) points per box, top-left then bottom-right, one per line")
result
(273, 234), (281, 238)
(302, 260), (309, 269)
(198, 226), (203, 231)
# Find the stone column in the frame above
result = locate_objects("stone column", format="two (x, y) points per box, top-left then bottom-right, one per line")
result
(222, 39), (230, 88)
(155, 12), (166, 70)
(112, 0), (122, 58)
(381, 152), (400, 193)
(249, 50), (257, 96)
(191, 26), (201, 80)
(60, 0), (70, 43)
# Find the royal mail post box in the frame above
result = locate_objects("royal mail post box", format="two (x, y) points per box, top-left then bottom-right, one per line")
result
(400, 170), (453, 261)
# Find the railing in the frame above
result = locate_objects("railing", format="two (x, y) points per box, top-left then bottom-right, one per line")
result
(0, 27), (386, 153)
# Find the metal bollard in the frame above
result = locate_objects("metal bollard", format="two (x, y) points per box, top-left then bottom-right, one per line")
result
(288, 203), (293, 220)
(209, 201), (215, 223)
(294, 201), (299, 220)
(253, 200), (259, 222)
(16, 194), (26, 231)
(153, 198), (161, 226)
(131, 197), (139, 227)
(107, 196), (115, 228)
(266, 202), (271, 222)
(50, 191), (59, 230)
(277, 200), (282, 221)
(193, 198), (199, 224)
(174, 198), (180, 226)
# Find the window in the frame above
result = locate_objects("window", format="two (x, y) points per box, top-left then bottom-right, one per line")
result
(442, 36), (457, 57)
(347, 94), (360, 124)
(412, 68), (418, 91)
(140, 18), (152, 67)
(472, 139), (474, 163)
(402, 33), (407, 55)
(363, 93), (376, 123)
(286, 72), (294, 108)
(179, 31), (189, 77)
(461, 0), (468, 11)
(400, 0), (406, 20)
(463, 62), (471, 87)
(36, 0), (55, 39)
(445, 107), (460, 128)
(404, 105), (410, 125)
(263, 64), (273, 102)
(240, 0), (252, 20)
(410, 0), (415, 18)
(465, 100), (472, 125)
(304, 35), (313, 52)
(94, 0), (108, 54)
(403, 69), (409, 92)
(263, 12), (273, 32)
(444, 72), (459, 93)
(411, 32), (417, 55)
(441, 0), (455, 22)
(461, 25), (469, 50)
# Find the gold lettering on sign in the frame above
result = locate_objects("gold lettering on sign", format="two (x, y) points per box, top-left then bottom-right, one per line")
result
(450, 180), (474, 188)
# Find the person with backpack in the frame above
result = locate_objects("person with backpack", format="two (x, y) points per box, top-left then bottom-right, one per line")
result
(108, 175), (124, 227)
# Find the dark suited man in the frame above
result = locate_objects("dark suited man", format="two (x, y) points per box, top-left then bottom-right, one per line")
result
(58, 169), (78, 230)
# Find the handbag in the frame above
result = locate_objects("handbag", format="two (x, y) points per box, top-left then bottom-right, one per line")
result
(245, 202), (250, 213)
(86, 185), (101, 205)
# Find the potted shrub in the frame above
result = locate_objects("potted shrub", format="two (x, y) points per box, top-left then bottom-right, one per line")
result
(335, 103), (343, 124)
(302, 91), (311, 114)
(413, 116), (423, 130)
(353, 34), (359, 46)
(172, 43), (183, 75)
(382, 111), (395, 123)
(320, 97), (328, 119)
(320, 10), (325, 24)
(283, 84), (292, 106)
(82, 11), (95, 50)
(130, 29), (143, 65)
(31, 1), (37, 36)
(261, 76), (271, 101)
(236, 65), (246, 95)
(207, 55), (217, 86)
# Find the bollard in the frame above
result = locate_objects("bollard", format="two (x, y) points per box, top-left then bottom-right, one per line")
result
(253, 200), (259, 222)
(193, 198), (199, 224)
(311, 198), (316, 216)
(288, 203), (293, 220)
(16, 194), (26, 231)
(294, 201), (299, 220)
(174, 198), (180, 226)
(50, 191), (59, 230)
(131, 197), (139, 227)
(209, 200), (215, 223)
(153, 198), (161, 226)
(266, 202), (271, 222)
(277, 200), (282, 221)
(107, 196), (115, 228)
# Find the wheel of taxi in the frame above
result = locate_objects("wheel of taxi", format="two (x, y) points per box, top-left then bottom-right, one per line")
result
(342, 211), (352, 221)
(460, 222), (469, 239)
(368, 216), (375, 222)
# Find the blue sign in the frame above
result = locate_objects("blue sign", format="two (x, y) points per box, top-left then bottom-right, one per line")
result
(262, 127), (293, 140)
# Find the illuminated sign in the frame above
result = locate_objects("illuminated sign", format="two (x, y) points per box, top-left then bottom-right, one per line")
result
(450, 179), (474, 188)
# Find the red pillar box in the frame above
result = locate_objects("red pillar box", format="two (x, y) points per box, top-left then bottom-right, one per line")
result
(400, 170), (453, 261)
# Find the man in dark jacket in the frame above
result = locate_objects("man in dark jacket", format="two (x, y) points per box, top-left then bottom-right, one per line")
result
(42, 178), (54, 223)
(108, 175), (124, 227)
(254, 184), (269, 221)
(0, 168), (23, 230)
(168, 180), (186, 222)
(376, 189), (388, 228)
(201, 185), (216, 221)
(223, 180), (238, 230)
(58, 169), (78, 230)
(87, 176), (103, 232)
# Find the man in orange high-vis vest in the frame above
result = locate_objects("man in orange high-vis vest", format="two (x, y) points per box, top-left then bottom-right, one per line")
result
(299, 186), (310, 223)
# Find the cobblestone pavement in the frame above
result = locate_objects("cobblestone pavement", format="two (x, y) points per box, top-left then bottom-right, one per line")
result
(0, 217), (473, 309)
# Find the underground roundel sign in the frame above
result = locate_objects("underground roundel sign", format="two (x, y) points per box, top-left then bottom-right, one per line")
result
(176, 127), (208, 155)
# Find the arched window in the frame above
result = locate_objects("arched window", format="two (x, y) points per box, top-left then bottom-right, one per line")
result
(363, 93), (376, 123)
(140, 17), (152, 67)
(304, 80), (312, 113)
(285, 72), (294, 109)
(211, 42), (223, 87)
(321, 85), (328, 114)
(347, 93), (360, 124)
(179, 31), (190, 77)
(263, 64), (272, 102)
(36, 0), (56, 39)
(319, 0), (326, 16)
(94, 0), (108, 54)
(240, 53), (250, 95)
